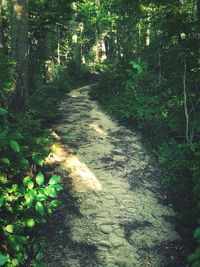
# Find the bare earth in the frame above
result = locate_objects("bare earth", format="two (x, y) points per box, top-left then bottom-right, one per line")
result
(44, 85), (185, 267)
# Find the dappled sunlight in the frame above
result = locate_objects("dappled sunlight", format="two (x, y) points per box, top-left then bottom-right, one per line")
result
(46, 131), (102, 192)
(88, 123), (107, 136)
(14, 3), (23, 20)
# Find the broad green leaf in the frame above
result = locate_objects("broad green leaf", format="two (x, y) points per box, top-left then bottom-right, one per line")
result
(36, 194), (47, 201)
(32, 154), (44, 167)
(35, 202), (44, 215)
(0, 108), (7, 116)
(11, 184), (18, 192)
(36, 172), (44, 186)
(10, 140), (20, 153)
(21, 158), (29, 170)
(0, 254), (9, 266)
(3, 82), (12, 89)
(25, 197), (33, 208)
(0, 196), (4, 207)
(50, 200), (59, 207)
(27, 181), (34, 190)
(9, 237), (20, 252)
(38, 188), (46, 195)
(36, 252), (44, 261)
(11, 259), (19, 267)
(48, 175), (61, 185)
(25, 218), (35, 228)
(11, 259), (20, 267)
(45, 186), (57, 198)
(0, 158), (10, 165)
(54, 184), (63, 191)
(47, 208), (53, 214)
(5, 224), (15, 233)
(23, 176), (31, 186)
(25, 189), (37, 207)
(28, 189), (37, 199)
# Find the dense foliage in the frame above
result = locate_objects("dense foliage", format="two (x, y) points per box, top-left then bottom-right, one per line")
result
(71, 0), (200, 265)
(0, 1), (76, 266)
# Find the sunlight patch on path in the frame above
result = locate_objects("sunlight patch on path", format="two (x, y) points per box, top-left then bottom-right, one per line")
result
(46, 133), (102, 192)
(88, 123), (108, 136)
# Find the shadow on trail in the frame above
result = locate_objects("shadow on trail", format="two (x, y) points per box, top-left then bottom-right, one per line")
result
(41, 85), (189, 267)
(43, 176), (98, 267)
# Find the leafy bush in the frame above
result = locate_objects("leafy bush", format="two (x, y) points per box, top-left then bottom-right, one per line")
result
(92, 58), (200, 264)
(0, 57), (67, 266)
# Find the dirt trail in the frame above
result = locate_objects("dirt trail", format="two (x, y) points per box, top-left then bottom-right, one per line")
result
(45, 85), (184, 267)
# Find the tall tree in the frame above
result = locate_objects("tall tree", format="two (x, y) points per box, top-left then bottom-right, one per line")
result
(10, 0), (29, 111)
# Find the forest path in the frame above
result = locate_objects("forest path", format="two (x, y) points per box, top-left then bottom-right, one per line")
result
(45, 85), (183, 267)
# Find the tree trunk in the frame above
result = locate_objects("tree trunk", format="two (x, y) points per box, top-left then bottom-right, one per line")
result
(0, 1), (5, 54)
(183, 58), (189, 143)
(10, 0), (29, 111)
(197, 0), (200, 61)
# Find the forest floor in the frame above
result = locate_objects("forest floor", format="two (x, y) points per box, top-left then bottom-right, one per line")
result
(44, 85), (187, 267)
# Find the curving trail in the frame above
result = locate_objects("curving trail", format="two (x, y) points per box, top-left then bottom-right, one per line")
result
(45, 85), (184, 267)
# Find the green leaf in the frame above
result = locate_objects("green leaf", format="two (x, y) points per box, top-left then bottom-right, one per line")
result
(11, 184), (18, 192)
(45, 186), (57, 198)
(188, 253), (199, 262)
(0, 158), (10, 165)
(23, 176), (31, 186)
(28, 189), (37, 199)
(35, 202), (44, 216)
(48, 175), (61, 185)
(3, 82), (12, 89)
(36, 252), (44, 261)
(194, 228), (200, 240)
(21, 158), (29, 170)
(0, 108), (7, 116)
(10, 140), (20, 153)
(11, 258), (19, 267)
(15, 235), (27, 244)
(38, 188), (46, 195)
(25, 197), (33, 208)
(0, 196), (4, 207)
(25, 218), (35, 228)
(0, 254), (9, 266)
(54, 184), (63, 191)
(9, 237), (20, 252)
(50, 200), (60, 207)
(27, 181), (34, 190)
(5, 224), (15, 233)
(36, 172), (44, 186)
(32, 154), (44, 167)
(36, 194), (47, 201)
(25, 189), (37, 207)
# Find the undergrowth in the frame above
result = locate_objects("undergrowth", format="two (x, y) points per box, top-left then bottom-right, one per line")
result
(0, 57), (76, 266)
(91, 60), (200, 266)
